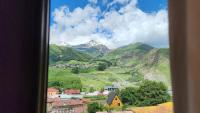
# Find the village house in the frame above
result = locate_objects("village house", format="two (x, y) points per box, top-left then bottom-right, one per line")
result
(47, 98), (60, 113)
(104, 85), (118, 92)
(86, 91), (101, 96)
(47, 87), (59, 98)
(106, 92), (123, 108)
(64, 89), (80, 95)
(58, 93), (83, 100)
(47, 99), (53, 113)
(47, 98), (85, 113)
(102, 90), (109, 95)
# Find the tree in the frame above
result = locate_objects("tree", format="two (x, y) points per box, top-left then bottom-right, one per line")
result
(48, 81), (63, 87)
(71, 67), (79, 74)
(119, 87), (139, 105)
(97, 63), (107, 71)
(119, 80), (170, 106)
(87, 102), (104, 113)
(89, 87), (95, 93)
(100, 87), (104, 93)
(115, 88), (120, 95)
(62, 77), (82, 90)
(137, 80), (170, 106)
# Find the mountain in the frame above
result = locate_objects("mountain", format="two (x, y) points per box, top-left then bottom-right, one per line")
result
(103, 42), (169, 66)
(48, 42), (171, 89)
(49, 44), (93, 64)
(103, 42), (171, 88)
(72, 40), (110, 57)
(102, 42), (154, 65)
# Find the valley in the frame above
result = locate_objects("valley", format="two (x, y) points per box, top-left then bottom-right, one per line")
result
(48, 41), (171, 91)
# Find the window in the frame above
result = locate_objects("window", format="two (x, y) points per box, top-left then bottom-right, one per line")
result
(46, 0), (173, 113)
(118, 103), (120, 106)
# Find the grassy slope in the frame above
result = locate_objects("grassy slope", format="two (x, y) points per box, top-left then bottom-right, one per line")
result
(137, 48), (171, 89)
(103, 42), (153, 61)
(48, 43), (171, 90)
(48, 66), (136, 91)
(103, 43), (171, 89)
(49, 44), (93, 64)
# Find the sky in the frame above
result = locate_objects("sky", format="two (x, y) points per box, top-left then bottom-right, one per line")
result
(50, 0), (168, 48)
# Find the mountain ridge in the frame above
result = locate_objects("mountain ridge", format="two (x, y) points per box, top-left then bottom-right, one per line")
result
(49, 44), (93, 64)
(72, 40), (110, 57)
(49, 42), (171, 90)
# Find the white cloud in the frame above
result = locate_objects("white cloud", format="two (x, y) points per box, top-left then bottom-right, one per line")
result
(110, 0), (131, 5)
(50, 0), (169, 48)
(102, 0), (108, 5)
(88, 0), (98, 4)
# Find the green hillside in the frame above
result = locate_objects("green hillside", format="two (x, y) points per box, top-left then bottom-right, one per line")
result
(49, 44), (93, 64)
(48, 43), (171, 91)
(103, 43), (171, 88)
(102, 42), (154, 66)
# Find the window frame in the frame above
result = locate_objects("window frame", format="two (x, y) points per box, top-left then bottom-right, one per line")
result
(37, 0), (200, 113)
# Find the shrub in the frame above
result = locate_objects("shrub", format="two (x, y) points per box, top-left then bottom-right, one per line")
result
(87, 102), (104, 113)
(48, 81), (63, 87)
(119, 87), (139, 105)
(79, 67), (95, 73)
(97, 63), (107, 71)
(89, 87), (95, 93)
(137, 80), (170, 106)
(71, 67), (79, 74)
(62, 77), (82, 90)
(119, 80), (170, 106)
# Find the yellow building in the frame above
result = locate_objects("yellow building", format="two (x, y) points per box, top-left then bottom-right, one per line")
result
(47, 87), (59, 98)
(106, 92), (123, 108)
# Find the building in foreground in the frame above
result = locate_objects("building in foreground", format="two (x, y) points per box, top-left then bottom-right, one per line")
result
(47, 98), (85, 113)
(47, 88), (59, 98)
(64, 89), (80, 95)
(106, 92), (123, 108)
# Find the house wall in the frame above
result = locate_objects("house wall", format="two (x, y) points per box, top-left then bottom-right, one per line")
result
(48, 91), (58, 98)
(110, 96), (123, 108)
(46, 103), (53, 113)
(74, 105), (85, 113)
(51, 105), (84, 113)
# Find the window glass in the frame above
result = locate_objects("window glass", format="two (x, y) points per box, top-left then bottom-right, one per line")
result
(47, 0), (173, 113)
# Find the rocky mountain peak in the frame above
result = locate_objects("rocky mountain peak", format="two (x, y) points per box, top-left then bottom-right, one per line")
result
(87, 40), (100, 47)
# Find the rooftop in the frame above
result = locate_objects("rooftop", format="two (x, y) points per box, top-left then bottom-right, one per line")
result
(52, 99), (84, 107)
(106, 92), (116, 105)
(104, 86), (118, 89)
(48, 87), (59, 92)
(64, 89), (80, 94)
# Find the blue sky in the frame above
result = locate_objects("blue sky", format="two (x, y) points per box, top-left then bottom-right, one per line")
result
(50, 0), (167, 25)
(50, 0), (169, 48)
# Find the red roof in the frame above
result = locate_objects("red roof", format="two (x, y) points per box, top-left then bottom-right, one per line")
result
(67, 99), (83, 106)
(47, 97), (60, 103)
(48, 87), (59, 92)
(64, 89), (80, 94)
(52, 99), (83, 107)
(81, 98), (91, 103)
